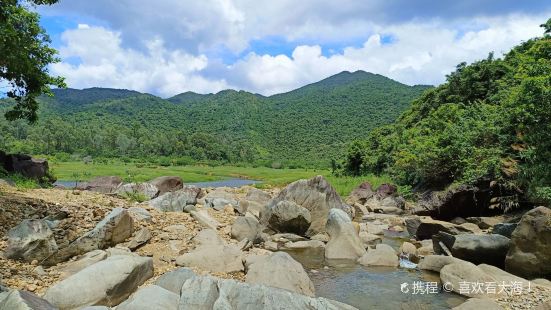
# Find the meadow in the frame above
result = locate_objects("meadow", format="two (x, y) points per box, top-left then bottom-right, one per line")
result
(50, 161), (394, 197)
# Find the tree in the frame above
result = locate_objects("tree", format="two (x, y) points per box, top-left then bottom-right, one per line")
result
(541, 17), (551, 35)
(0, 0), (65, 123)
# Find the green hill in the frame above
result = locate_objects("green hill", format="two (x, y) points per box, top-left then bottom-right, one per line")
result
(0, 70), (430, 167)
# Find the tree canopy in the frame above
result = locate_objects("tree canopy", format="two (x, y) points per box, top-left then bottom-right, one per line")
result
(0, 0), (65, 122)
(340, 18), (551, 204)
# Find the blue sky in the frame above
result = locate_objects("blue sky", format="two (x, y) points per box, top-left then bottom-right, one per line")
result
(35, 0), (551, 97)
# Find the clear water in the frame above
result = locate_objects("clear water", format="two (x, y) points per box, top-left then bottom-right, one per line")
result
(285, 239), (466, 310)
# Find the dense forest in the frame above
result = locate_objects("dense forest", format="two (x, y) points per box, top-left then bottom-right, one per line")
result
(0, 71), (429, 168)
(340, 24), (551, 204)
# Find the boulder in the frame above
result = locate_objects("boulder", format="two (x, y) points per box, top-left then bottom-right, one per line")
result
(433, 233), (510, 267)
(205, 197), (238, 211)
(148, 176), (183, 195)
(346, 182), (374, 205)
(261, 175), (353, 236)
(418, 255), (465, 272)
(505, 206), (551, 279)
(324, 209), (366, 260)
(0, 290), (57, 310)
(281, 240), (325, 250)
(478, 264), (530, 287)
(46, 208), (133, 265)
(246, 252), (315, 296)
(44, 255), (153, 309)
(375, 183), (397, 199)
(117, 285), (179, 310)
(149, 187), (201, 212)
(357, 244), (398, 267)
(399, 242), (417, 256)
(466, 217), (502, 229)
(246, 187), (272, 203)
(359, 231), (382, 246)
(440, 262), (497, 298)
(179, 275), (357, 310)
(127, 227), (151, 250)
(78, 176), (123, 194)
(5, 219), (58, 263)
(58, 250), (108, 279)
(264, 200), (312, 235)
(231, 216), (261, 242)
(187, 208), (221, 230)
(413, 184), (493, 221)
(453, 298), (504, 310)
(492, 223), (517, 238)
(414, 217), (480, 240)
(175, 229), (244, 273)
(116, 183), (159, 200)
(155, 268), (196, 294)
(0, 151), (51, 181)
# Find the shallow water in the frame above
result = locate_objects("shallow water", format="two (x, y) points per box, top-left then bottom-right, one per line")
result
(54, 178), (261, 188)
(285, 238), (466, 310)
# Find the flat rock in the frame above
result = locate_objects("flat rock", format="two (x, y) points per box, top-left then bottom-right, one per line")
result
(0, 290), (57, 310)
(246, 251), (315, 296)
(440, 262), (497, 298)
(44, 255), (153, 309)
(179, 275), (357, 310)
(117, 285), (179, 310)
(433, 233), (510, 267)
(127, 227), (152, 250)
(155, 268), (196, 294)
(58, 250), (108, 279)
(358, 244), (398, 267)
(418, 255), (465, 272)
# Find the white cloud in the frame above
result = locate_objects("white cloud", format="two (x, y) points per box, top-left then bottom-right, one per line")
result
(51, 26), (230, 97)
(50, 13), (549, 96)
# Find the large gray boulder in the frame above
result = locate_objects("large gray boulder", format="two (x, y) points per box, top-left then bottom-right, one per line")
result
(492, 223), (517, 238)
(46, 208), (133, 265)
(0, 290), (57, 310)
(149, 187), (201, 212)
(245, 252), (315, 297)
(433, 233), (510, 267)
(261, 175), (353, 236)
(231, 216), (261, 242)
(175, 229), (244, 273)
(117, 285), (179, 310)
(148, 176), (183, 195)
(324, 209), (366, 260)
(5, 219), (58, 263)
(155, 268), (196, 294)
(505, 206), (551, 279)
(357, 244), (398, 267)
(411, 217), (480, 240)
(178, 275), (357, 310)
(44, 255), (153, 309)
(78, 176), (123, 194)
(116, 183), (159, 200)
(264, 200), (312, 235)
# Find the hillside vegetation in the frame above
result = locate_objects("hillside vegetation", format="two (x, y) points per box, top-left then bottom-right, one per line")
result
(0, 71), (429, 168)
(340, 26), (551, 204)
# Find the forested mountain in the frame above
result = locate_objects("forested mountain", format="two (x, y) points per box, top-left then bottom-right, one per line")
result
(0, 71), (429, 167)
(340, 29), (551, 204)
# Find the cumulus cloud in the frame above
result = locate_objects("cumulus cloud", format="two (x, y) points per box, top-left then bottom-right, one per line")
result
(51, 26), (230, 97)
(46, 2), (550, 96)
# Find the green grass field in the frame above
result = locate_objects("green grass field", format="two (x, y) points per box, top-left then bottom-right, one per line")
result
(50, 161), (393, 197)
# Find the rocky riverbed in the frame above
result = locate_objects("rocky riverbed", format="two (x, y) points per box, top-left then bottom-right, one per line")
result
(0, 175), (550, 309)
